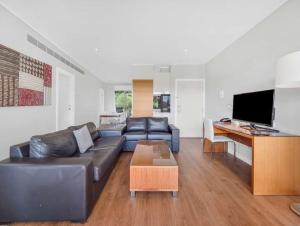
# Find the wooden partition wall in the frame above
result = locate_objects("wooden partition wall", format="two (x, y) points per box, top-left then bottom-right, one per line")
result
(132, 80), (153, 117)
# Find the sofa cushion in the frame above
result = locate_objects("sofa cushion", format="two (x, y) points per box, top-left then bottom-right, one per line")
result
(30, 129), (77, 158)
(147, 117), (169, 132)
(123, 131), (147, 141)
(89, 136), (124, 151)
(69, 122), (99, 141)
(126, 117), (146, 132)
(73, 126), (94, 153)
(147, 132), (172, 141)
(79, 147), (119, 181)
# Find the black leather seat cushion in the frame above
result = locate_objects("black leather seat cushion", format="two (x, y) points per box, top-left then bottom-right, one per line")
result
(148, 132), (172, 141)
(30, 129), (77, 158)
(123, 131), (147, 141)
(126, 117), (146, 132)
(147, 117), (169, 132)
(79, 148), (119, 181)
(89, 136), (124, 151)
(69, 122), (99, 141)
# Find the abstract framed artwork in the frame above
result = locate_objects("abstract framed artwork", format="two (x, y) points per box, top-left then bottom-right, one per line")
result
(0, 44), (52, 107)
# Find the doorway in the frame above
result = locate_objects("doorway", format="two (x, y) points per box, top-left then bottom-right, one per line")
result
(56, 68), (75, 130)
(175, 79), (205, 137)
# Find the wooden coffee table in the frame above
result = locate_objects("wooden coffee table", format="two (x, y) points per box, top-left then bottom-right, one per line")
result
(130, 140), (178, 197)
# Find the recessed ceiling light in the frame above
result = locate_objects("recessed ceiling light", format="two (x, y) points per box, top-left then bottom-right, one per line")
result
(94, 48), (100, 55)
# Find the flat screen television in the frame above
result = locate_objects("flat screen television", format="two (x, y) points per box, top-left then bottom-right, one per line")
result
(232, 89), (275, 127)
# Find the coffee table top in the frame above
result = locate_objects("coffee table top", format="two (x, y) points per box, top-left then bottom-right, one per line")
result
(130, 140), (178, 167)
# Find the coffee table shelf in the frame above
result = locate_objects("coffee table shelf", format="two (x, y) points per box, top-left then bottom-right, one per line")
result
(129, 141), (178, 197)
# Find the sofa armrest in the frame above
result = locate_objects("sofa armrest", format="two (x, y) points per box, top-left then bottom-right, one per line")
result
(98, 124), (127, 137)
(121, 125), (127, 134)
(169, 124), (180, 152)
(10, 141), (30, 158)
(0, 157), (94, 223)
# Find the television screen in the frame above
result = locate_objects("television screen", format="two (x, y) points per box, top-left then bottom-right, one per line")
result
(232, 89), (275, 127)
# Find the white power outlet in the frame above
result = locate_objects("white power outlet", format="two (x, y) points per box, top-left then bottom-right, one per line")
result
(219, 90), (225, 99)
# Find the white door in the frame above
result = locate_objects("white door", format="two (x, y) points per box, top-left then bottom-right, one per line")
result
(175, 80), (204, 137)
(56, 70), (74, 130)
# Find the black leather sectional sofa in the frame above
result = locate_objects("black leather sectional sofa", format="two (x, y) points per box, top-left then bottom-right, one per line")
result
(0, 117), (179, 224)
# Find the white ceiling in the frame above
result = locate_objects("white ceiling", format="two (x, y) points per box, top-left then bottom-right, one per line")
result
(0, 0), (287, 83)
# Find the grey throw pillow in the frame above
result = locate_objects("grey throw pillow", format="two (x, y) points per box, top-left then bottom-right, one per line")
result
(73, 125), (94, 153)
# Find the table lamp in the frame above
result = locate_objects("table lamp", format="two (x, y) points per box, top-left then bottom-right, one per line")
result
(276, 51), (300, 216)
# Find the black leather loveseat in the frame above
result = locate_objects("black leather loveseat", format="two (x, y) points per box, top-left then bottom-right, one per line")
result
(0, 122), (124, 224)
(121, 117), (179, 152)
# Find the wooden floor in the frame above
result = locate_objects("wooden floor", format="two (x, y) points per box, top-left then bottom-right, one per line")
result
(14, 138), (300, 226)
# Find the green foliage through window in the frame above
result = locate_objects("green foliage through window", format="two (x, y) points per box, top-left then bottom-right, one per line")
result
(153, 96), (160, 109)
(115, 91), (132, 115)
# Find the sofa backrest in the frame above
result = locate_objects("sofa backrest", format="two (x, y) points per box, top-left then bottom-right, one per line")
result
(126, 117), (169, 132)
(30, 129), (78, 158)
(126, 117), (147, 132)
(9, 122), (99, 159)
(147, 117), (169, 132)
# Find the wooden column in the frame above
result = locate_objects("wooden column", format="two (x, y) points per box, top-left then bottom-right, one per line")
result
(132, 80), (153, 117)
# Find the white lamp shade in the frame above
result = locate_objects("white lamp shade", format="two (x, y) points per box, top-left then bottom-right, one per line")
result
(276, 51), (300, 88)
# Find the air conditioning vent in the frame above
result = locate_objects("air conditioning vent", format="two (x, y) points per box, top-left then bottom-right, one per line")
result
(27, 34), (84, 74)
(155, 64), (171, 73)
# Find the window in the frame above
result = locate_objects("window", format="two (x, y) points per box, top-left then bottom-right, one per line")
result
(153, 95), (161, 109)
(161, 94), (171, 112)
(153, 94), (171, 112)
(115, 90), (132, 116)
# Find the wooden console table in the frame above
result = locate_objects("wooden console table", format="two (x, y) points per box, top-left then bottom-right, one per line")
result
(204, 122), (300, 195)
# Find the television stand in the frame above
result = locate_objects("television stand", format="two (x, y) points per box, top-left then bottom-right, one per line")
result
(240, 123), (280, 133)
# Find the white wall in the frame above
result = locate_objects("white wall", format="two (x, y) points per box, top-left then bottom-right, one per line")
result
(104, 84), (116, 113)
(105, 64), (205, 123)
(205, 0), (300, 164)
(0, 5), (105, 160)
(128, 64), (205, 123)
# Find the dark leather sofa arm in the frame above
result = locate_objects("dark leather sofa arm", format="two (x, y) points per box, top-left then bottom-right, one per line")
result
(0, 157), (94, 223)
(169, 124), (180, 152)
(98, 125), (127, 137)
(10, 141), (30, 158)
